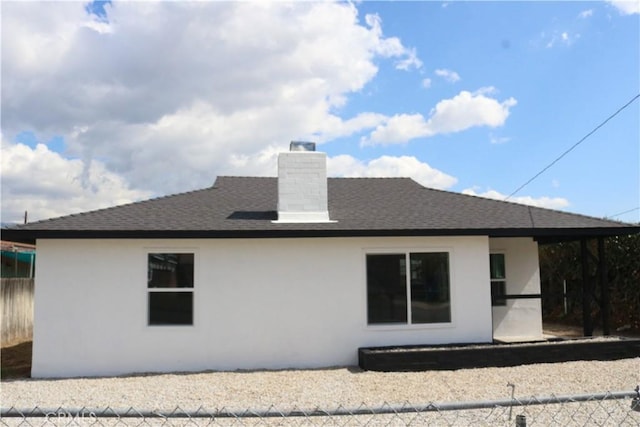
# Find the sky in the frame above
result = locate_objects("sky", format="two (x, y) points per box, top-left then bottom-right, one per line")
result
(1, 0), (639, 225)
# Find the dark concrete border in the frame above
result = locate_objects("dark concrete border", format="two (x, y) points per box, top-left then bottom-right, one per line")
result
(358, 338), (640, 371)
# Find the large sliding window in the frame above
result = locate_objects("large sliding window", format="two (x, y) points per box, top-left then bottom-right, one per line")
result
(367, 252), (451, 325)
(148, 253), (194, 326)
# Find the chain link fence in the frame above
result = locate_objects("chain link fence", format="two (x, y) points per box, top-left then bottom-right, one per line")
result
(2, 388), (639, 426)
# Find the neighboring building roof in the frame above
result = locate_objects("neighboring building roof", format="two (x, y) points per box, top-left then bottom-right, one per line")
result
(2, 176), (638, 243)
(1, 240), (36, 266)
(1, 240), (36, 252)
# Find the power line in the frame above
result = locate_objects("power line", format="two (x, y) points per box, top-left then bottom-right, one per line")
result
(607, 206), (640, 219)
(505, 93), (640, 201)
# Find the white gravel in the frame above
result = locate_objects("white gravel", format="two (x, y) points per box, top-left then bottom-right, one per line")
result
(2, 359), (639, 411)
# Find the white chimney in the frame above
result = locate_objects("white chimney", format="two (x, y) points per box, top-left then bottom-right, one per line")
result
(275, 142), (333, 223)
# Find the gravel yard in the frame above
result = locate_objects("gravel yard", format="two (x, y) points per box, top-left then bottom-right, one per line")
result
(2, 359), (639, 411)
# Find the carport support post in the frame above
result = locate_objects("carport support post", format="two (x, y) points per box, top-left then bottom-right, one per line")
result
(581, 239), (593, 336)
(598, 237), (610, 336)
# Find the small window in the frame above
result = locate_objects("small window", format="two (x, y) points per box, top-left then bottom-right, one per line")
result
(367, 252), (451, 325)
(490, 253), (507, 306)
(148, 253), (194, 325)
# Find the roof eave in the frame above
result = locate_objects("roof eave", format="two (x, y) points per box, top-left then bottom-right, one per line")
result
(2, 225), (638, 244)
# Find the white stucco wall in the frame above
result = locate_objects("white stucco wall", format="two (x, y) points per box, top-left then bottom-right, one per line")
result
(489, 237), (543, 340)
(32, 236), (496, 377)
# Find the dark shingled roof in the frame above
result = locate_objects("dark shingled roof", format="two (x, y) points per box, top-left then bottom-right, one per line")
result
(2, 177), (638, 243)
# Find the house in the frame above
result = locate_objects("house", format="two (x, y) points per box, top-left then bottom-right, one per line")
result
(3, 143), (638, 378)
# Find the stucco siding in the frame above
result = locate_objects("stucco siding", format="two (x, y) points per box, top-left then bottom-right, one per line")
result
(32, 236), (494, 377)
(490, 237), (543, 340)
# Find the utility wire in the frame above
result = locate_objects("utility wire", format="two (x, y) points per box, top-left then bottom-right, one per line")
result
(505, 93), (640, 201)
(607, 206), (640, 219)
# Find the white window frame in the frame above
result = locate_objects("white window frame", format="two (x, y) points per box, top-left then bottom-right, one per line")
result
(364, 247), (455, 330)
(145, 249), (197, 327)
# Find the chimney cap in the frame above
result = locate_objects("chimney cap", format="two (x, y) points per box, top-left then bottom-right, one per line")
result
(289, 141), (316, 152)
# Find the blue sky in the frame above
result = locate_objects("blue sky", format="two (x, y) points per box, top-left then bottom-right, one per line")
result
(1, 0), (638, 224)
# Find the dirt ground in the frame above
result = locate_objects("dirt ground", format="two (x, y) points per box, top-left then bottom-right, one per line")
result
(1, 322), (637, 380)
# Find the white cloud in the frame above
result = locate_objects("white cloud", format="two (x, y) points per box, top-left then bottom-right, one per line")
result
(536, 6), (592, 50)
(364, 114), (432, 145)
(1, 1), (422, 222)
(0, 139), (151, 223)
(426, 90), (517, 134)
(607, 0), (640, 15)
(462, 188), (570, 210)
(434, 68), (461, 83)
(542, 29), (580, 48)
(212, 151), (459, 190)
(364, 90), (517, 145)
(578, 9), (594, 18)
(395, 47), (423, 70)
(328, 155), (457, 189)
(365, 13), (422, 70)
(316, 112), (388, 143)
(489, 133), (511, 145)
(422, 78), (432, 89)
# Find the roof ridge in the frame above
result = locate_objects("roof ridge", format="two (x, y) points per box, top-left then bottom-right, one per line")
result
(217, 175), (276, 179)
(219, 176), (414, 180)
(327, 176), (415, 180)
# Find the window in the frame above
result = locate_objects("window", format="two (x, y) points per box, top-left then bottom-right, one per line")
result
(367, 252), (451, 325)
(490, 253), (507, 306)
(147, 253), (194, 325)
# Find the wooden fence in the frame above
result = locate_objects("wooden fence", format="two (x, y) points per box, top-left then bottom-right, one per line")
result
(1, 278), (34, 345)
